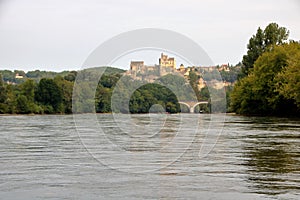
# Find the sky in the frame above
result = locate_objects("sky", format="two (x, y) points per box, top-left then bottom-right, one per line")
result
(0, 0), (299, 72)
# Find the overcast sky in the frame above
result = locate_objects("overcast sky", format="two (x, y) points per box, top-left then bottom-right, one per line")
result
(0, 0), (299, 71)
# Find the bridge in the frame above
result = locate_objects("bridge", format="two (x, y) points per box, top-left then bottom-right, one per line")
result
(178, 101), (209, 113)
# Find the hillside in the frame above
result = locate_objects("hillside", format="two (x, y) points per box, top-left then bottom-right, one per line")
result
(0, 67), (125, 84)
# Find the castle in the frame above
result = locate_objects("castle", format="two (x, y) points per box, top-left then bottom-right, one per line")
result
(128, 53), (177, 81)
(159, 53), (176, 69)
(130, 53), (175, 73)
(127, 53), (233, 89)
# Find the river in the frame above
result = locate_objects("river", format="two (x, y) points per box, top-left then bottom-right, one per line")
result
(0, 114), (299, 199)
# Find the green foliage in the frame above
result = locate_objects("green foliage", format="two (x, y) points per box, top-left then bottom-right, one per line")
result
(16, 95), (30, 114)
(71, 67), (124, 113)
(219, 65), (241, 83)
(275, 42), (300, 109)
(199, 86), (210, 101)
(188, 71), (200, 100)
(157, 74), (197, 101)
(0, 65), (231, 115)
(1, 66), (214, 115)
(225, 86), (234, 112)
(242, 23), (289, 76)
(0, 72), (74, 114)
(0, 73), (7, 103)
(102, 66), (125, 75)
(95, 86), (112, 113)
(0, 70), (15, 82)
(5, 85), (17, 114)
(54, 76), (74, 113)
(99, 74), (121, 88)
(0, 73), (7, 113)
(20, 79), (36, 102)
(0, 69), (70, 84)
(0, 70), (24, 84)
(128, 83), (180, 114)
(26, 70), (69, 81)
(64, 71), (77, 82)
(35, 78), (63, 113)
(231, 42), (300, 116)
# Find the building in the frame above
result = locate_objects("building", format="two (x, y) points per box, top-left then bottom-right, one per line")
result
(179, 64), (185, 72)
(130, 61), (144, 72)
(126, 53), (236, 90)
(198, 77), (206, 90)
(159, 53), (176, 69)
(15, 73), (23, 79)
(129, 53), (178, 78)
(218, 64), (230, 72)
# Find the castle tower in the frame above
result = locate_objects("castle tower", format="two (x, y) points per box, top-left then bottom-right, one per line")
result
(159, 53), (176, 69)
(179, 64), (185, 72)
(130, 61), (144, 78)
(130, 61), (144, 71)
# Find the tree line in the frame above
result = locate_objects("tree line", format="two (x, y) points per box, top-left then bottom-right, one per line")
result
(0, 74), (74, 114)
(0, 67), (215, 114)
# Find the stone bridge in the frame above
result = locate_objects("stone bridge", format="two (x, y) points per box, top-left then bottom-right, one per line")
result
(178, 101), (209, 113)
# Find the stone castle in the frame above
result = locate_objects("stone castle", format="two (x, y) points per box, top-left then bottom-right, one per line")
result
(129, 53), (176, 74)
(126, 53), (233, 90)
(159, 53), (176, 69)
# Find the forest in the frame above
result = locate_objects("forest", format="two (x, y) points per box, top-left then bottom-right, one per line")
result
(0, 67), (125, 114)
(0, 66), (218, 114)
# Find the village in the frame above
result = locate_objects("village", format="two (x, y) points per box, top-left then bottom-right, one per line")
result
(126, 53), (237, 90)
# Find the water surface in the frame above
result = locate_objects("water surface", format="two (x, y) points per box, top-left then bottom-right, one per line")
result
(0, 114), (299, 199)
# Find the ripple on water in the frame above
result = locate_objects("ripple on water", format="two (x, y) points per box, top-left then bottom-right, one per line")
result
(0, 114), (299, 199)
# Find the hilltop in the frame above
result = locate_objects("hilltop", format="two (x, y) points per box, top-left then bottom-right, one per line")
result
(0, 67), (125, 84)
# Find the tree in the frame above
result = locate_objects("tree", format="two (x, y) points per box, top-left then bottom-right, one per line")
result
(0, 73), (8, 113)
(16, 95), (30, 114)
(18, 79), (41, 114)
(0, 70), (15, 83)
(35, 78), (63, 113)
(5, 84), (17, 114)
(275, 42), (300, 109)
(95, 85), (112, 113)
(199, 86), (210, 101)
(0, 73), (6, 103)
(230, 75), (261, 114)
(20, 79), (36, 102)
(54, 76), (74, 113)
(64, 71), (77, 82)
(264, 23), (289, 46)
(127, 83), (180, 114)
(242, 23), (289, 75)
(231, 42), (300, 116)
(189, 71), (201, 100)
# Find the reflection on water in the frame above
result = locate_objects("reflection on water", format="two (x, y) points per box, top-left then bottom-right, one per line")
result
(244, 135), (300, 195)
(236, 117), (300, 196)
(0, 114), (299, 199)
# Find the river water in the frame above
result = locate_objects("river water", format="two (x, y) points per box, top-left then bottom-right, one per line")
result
(0, 114), (299, 199)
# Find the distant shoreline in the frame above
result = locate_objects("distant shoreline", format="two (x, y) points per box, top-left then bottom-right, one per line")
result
(1, 112), (299, 119)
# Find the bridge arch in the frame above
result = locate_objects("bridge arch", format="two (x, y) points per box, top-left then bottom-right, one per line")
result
(191, 102), (209, 113)
(178, 101), (209, 113)
(178, 102), (191, 113)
